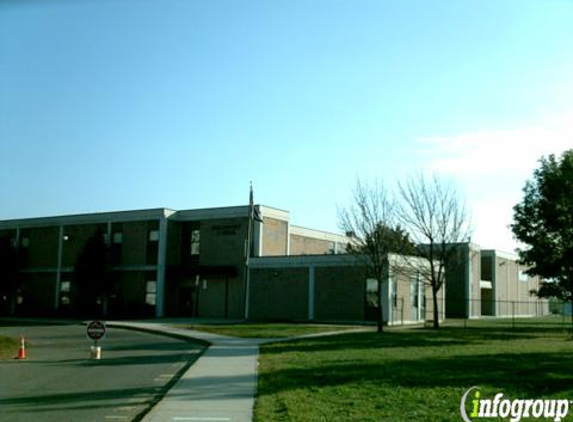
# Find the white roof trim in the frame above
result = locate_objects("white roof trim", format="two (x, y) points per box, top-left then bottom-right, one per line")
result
(172, 206), (249, 221)
(250, 253), (434, 269)
(482, 249), (519, 261)
(250, 254), (358, 268)
(0, 208), (173, 229)
(290, 225), (349, 243)
(259, 206), (290, 222)
(388, 253), (435, 270)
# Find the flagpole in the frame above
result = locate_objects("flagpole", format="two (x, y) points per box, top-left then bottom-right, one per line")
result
(244, 183), (254, 320)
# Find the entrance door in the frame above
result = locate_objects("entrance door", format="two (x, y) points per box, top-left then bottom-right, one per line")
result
(178, 286), (196, 317)
(197, 278), (227, 318)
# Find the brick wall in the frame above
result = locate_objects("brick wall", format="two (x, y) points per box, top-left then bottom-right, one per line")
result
(21, 226), (59, 268)
(261, 218), (288, 256)
(61, 224), (105, 267)
(249, 267), (309, 320)
(314, 266), (366, 321)
(121, 221), (152, 266)
(19, 272), (56, 315)
(289, 234), (334, 255)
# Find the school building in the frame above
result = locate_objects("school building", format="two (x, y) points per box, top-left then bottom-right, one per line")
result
(0, 204), (546, 323)
(444, 244), (549, 319)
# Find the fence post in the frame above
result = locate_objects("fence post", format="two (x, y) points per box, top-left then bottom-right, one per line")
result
(512, 301), (516, 330)
(401, 298), (404, 326)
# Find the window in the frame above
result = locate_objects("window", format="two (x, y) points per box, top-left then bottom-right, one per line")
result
(147, 229), (159, 265)
(111, 232), (123, 265)
(366, 278), (378, 308)
(148, 230), (159, 242)
(145, 281), (157, 306)
(18, 233), (30, 265)
(391, 278), (398, 308)
(519, 270), (529, 282)
(410, 276), (420, 308)
(113, 232), (123, 244)
(60, 281), (71, 305)
(191, 229), (200, 255)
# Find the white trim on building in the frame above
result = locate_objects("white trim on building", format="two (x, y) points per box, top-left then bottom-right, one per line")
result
(290, 225), (349, 244)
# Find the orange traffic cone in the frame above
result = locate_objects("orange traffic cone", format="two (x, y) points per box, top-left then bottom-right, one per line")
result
(17, 335), (27, 360)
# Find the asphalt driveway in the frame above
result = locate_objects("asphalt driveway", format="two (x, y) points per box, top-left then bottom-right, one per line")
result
(0, 322), (204, 422)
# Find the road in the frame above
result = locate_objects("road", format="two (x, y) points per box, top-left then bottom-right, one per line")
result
(0, 322), (204, 422)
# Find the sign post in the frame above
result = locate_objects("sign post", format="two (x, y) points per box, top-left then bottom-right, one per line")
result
(87, 320), (106, 359)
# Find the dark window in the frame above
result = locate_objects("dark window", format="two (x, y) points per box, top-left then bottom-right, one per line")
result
(190, 229), (200, 256)
(391, 278), (398, 308)
(146, 221), (160, 265)
(19, 231), (30, 265)
(180, 223), (201, 264)
(110, 223), (123, 265)
(145, 280), (157, 305)
(365, 278), (378, 308)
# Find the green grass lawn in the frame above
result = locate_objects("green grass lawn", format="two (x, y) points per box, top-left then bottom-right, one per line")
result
(255, 321), (573, 422)
(175, 323), (366, 339)
(0, 336), (18, 359)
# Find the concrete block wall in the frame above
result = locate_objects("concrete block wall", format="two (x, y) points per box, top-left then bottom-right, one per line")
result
(261, 217), (288, 256)
(21, 226), (60, 268)
(444, 243), (481, 318)
(60, 224), (105, 267)
(314, 266), (365, 321)
(290, 234), (334, 255)
(249, 267), (309, 321)
(198, 218), (248, 267)
(19, 272), (56, 315)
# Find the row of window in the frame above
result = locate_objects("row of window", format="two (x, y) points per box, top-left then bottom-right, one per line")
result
(366, 276), (425, 309)
(58, 279), (158, 306)
(13, 228), (202, 264)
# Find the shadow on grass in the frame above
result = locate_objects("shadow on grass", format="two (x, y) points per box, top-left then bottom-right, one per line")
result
(258, 349), (573, 398)
(261, 328), (552, 355)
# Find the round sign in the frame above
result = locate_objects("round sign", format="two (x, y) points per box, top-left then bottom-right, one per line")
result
(87, 320), (106, 341)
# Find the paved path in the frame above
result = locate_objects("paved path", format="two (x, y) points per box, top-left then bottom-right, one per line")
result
(109, 322), (265, 422)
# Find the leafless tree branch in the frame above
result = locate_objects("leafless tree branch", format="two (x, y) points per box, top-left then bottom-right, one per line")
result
(397, 172), (472, 328)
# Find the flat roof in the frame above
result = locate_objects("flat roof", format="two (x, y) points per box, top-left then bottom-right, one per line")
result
(0, 204), (292, 230)
(0, 208), (175, 229)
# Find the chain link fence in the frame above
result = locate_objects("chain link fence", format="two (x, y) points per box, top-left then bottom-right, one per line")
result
(386, 297), (572, 332)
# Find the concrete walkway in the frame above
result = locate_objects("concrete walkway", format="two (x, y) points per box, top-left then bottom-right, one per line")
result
(109, 322), (265, 422)
(108, 321), (373, 422)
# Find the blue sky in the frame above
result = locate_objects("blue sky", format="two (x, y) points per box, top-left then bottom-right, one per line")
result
(1, 0), (572, 252)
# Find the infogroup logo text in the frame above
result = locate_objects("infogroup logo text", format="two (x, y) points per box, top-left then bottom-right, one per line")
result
(460, 387), (570, 422)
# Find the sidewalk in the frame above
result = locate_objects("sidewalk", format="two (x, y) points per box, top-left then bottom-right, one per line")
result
(109, 321), (265, 422)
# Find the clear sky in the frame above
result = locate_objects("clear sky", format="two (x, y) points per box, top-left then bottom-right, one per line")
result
(1, 0), (572, 253)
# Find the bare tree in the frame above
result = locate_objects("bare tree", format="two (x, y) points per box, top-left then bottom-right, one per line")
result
(397, 173), (472, 329)
(339, 179), (414, 332)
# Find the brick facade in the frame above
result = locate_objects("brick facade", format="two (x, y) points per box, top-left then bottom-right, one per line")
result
(0, 206), (545, 322)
